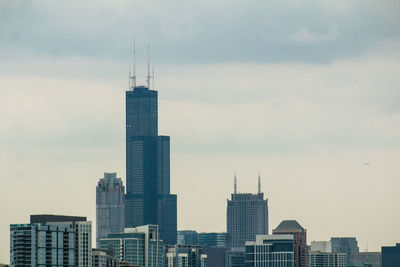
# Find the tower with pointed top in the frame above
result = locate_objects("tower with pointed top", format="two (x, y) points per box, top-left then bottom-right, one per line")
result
(124, 44), (177, 245)
(226, 174), (269, 249)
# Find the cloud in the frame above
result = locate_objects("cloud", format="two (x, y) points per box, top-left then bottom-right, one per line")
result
(291, 23), (340, 44)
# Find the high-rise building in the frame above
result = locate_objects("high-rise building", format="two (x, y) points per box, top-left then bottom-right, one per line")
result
(165, 244), (207, 267)
(272, 220), (308, 267)
(226, 248), (246, 267)
(30, 214), (93, 267)
(330, 237), (359, 264)
(198, 233), (227, 248)
(125, 76), (177, 245)
(245, 235), (294, 267)
(353, 252), (381, 267)
(227, 174), (268, 249)
(99, 224), (164, 267)
(311, 241), (332, 253)
(92, 249), (119, 267)
(96, 172), (125, 247)
(10, 223), (75, 267)
(178, 230), (199, 245)
(382, 243), (400, 267)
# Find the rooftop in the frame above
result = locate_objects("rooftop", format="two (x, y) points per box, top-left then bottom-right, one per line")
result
(273, 220), (305, 233)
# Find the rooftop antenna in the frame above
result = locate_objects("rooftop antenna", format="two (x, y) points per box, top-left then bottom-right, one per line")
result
(129, 37), (136, 89)
(258, 171), (261, 194)
(146, 44), (151, 89)
(234, 172), (237, 194)
(128, 66), (131, 89)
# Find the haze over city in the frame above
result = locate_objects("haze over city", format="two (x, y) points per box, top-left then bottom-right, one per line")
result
(1, 0), (400, 264)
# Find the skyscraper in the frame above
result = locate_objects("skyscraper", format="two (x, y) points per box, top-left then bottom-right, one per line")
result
(382, 243), (400, 267)
(272, 220), (308, 267)
(124, 57), (177, 244)
(227, 174), (268, 249)
(96, 172), (125, 247)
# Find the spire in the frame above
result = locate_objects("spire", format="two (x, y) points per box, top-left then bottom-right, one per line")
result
(258, 171), (261, 194)
(152, 64), (155, 90)
(234, 172), (237, 194)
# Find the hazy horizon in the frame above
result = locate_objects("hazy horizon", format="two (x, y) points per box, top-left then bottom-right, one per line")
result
(1, 0), (400, 264)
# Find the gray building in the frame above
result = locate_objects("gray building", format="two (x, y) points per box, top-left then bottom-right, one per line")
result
(125, 81), (177, 245)
(353, 252), (381, 267)
(311, 241), (332, 253)
(227, 174), (268, 249)
(309, 251), (347, 267)
(30, 214), (92, 267)
(10, 223), (75, 267)
(96, 172), (125, 248)
(245, 235), (294, 267)
(10, 215), (92, 267)
(99, 225), (164, 267)
(226, 248), (246, 267)
(165, 244), (207, 267)
(198, 233), (227, 248)
(92, 249), (119, 267)
(331, 237), (359, 264)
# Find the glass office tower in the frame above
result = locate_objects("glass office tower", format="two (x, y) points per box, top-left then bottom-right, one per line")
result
(125, 85), (177, 245)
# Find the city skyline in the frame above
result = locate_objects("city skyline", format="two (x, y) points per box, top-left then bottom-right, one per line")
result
(1, 0), (400, 264)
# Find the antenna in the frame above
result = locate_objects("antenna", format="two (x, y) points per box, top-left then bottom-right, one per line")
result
(146, 44), (151, 89)
(258, 171), (261, 194)
(128, 66), (131, 88)
(129, 37), (136, 90)
(234, 172), (237, 194)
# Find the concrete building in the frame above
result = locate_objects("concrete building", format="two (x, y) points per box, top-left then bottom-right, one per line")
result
(165, 244), (207, 267)
(125, 82), (177, 245)
(272, 220), (307, 267)
(10, 223), (75, 267)
(96, 172), (125, 247)
(382, 243), (400, 267)
(311, 241), (332, 253)
(30, 214), (92, 267)
(353, 252), (381, 267)
(202, 247), (226, 267)
(227, 174), (268, 249)
(309, 251), (347, 267)
(99, 225), (164, 267)
(245, 235), (294, 267)
(331, 237), (359, 264)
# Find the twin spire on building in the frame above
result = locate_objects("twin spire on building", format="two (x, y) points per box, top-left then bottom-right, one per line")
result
(129, 38), (154, 90)
(234, 172), (262, 194)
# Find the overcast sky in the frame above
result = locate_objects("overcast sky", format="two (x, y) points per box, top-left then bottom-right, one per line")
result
(1, 0), (400, 263)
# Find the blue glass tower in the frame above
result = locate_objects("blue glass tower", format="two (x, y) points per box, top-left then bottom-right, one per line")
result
(125, 84), (177, 245)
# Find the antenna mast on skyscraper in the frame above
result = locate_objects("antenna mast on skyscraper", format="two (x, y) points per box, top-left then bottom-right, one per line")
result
(146, 44), (151, 89)
(234, 172), (237, 194)
(152, 65), (155, 90)
(129, 37), (137, 90)
(258, 171), (261, 194)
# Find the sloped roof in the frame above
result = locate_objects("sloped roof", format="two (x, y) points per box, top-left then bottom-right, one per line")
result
(273, 220), (305, 233)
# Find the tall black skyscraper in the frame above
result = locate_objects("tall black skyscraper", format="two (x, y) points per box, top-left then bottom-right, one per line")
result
(124, 55), (177, 244)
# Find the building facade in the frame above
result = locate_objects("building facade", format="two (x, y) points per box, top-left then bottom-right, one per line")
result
(309, 251), (347, 267)
(10, 223), (75, 267)
(226, 248), (246, 267)
(310, 241), (332, 253)
(99, 225), (164, 267)
(198, 233), (227, 248)
(382, 243), (400, 267)
(30, 214), (92, 267)
(353, 252), (381, 267)
(272, 220), (307, 267)
(96, 172), (125, 247)
(92, 249), (119, 267)
(330, 237), (359, 264)
(178, 231), (199, 246)
(165, 244), (207, 267)
(125, 84), (177, 245)
(245, 235), (294, 267)
(227, 175), (268, 249)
